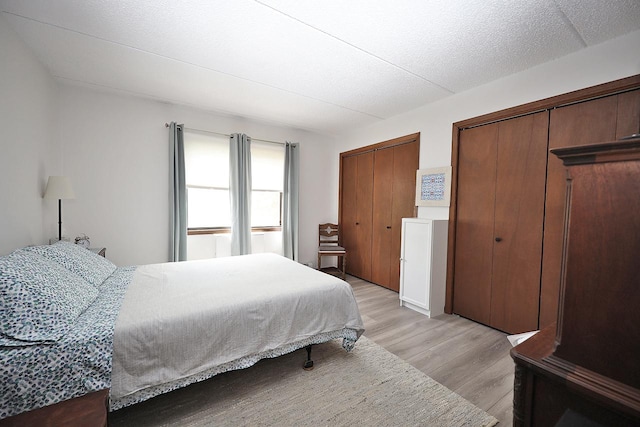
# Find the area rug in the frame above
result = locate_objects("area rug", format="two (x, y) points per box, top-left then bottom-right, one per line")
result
(109, 336), (498, 426)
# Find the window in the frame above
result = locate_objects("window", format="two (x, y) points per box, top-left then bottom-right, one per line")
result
(185, 131), (230, 229)
(251, 141), (284, 228)
(184, 131), (284, 233)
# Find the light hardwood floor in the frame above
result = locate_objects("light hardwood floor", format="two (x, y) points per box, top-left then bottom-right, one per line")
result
(348, 275), (514, 426)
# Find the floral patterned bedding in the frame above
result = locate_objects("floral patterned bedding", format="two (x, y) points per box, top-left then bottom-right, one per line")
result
(0, 243), (134, 419)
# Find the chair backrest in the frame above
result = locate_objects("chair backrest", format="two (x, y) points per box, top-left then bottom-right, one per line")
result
(319, 223), (340, 247)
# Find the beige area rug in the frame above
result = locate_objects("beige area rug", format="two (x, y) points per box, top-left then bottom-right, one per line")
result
(109, 336), (498, 426)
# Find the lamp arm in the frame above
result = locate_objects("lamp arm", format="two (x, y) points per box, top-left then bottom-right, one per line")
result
(58, 199), (62, 241)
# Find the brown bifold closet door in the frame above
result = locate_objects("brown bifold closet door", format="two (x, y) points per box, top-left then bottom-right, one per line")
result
(371, 147), (394, 288)
(340, 134), (419, 291)
(388, 141), (420, 292)
(489, 111), (548, 333)
(540, 89), (640, 329)
(453, 111), (548, 334)
(453, 123), (498, 326)
(371, 141), (419, 291)
(341, 151), (374, 281)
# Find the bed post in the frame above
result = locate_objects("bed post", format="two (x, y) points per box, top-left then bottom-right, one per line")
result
(303, 345), (314, 370)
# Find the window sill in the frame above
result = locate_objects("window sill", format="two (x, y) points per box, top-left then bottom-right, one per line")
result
(188, 227), (282, 236)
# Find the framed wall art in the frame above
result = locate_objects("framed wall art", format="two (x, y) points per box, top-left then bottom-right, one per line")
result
(415, 166), (452, 207)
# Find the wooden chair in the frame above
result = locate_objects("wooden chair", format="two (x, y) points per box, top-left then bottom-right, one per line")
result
(318, 223), (347, 280)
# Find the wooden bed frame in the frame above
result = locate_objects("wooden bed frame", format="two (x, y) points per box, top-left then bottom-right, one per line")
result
(0, 390), (108, 427)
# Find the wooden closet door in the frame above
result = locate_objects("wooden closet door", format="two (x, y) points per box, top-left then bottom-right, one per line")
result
(370, 141), (419, 291)
(343, 151), (374, 280)
(616, 89), (640, 138)
(341, 155), (358, 272)
(540, 96), (620, 328)
(453, 124), (498, 325)
(490, 112), (548, 333)
(371, 147), (394, 288)
(454, 113), (547, 333)
(340, 133), (420, 288)
(388, 141), (420, 292)
(540, 90), (640, 328)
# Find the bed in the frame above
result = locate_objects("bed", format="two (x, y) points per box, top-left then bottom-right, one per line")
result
(0, 242), (364, 424)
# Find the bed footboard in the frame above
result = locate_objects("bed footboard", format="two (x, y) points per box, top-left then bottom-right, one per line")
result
(0, 389), (108, 427)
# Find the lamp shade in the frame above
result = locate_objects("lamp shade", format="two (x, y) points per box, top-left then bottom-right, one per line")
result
(44, 176), (75, 200)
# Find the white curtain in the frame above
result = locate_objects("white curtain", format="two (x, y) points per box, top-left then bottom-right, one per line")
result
(229, 133), (252, 255)
(282, 142), (299, 261)
(169, 122), (187, 262)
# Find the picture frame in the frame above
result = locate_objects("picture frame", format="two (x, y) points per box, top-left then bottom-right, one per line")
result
(415, 166), (452, 207)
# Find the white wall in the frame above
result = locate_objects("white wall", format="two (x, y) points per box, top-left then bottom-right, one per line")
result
(0, 15), (59, 255)
(335, 30), (640, 220)
(58, 84), (337, 266)
(2, 11), (637, 267)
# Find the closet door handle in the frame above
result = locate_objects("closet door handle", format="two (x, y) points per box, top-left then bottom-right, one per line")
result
(495, 237), (503, 242)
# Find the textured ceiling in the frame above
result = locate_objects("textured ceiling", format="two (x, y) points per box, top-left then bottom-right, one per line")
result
(2, 0), (639, 135)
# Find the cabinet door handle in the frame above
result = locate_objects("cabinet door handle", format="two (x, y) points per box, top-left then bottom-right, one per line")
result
(495, 237), (503, 242)
(356, 222), (360, 225)
(386, 226), (391, 229)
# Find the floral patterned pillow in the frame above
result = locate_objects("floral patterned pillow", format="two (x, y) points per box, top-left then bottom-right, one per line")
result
(24, 241), (116, 287)
(0, 250), (99, 344)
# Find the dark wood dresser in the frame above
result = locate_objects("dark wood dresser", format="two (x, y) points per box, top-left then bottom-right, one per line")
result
(510, 137), (640, 426)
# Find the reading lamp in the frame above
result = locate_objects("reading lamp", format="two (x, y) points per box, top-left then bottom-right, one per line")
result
(44, 176), (75, 242)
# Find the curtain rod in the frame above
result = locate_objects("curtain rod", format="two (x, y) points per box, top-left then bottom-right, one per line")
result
(165, 123), (285, 146)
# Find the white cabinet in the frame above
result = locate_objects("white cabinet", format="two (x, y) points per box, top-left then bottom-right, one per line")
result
(399, 218), (448, 317)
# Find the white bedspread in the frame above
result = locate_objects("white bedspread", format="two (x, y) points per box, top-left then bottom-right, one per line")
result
(110, 253), (363, 409)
